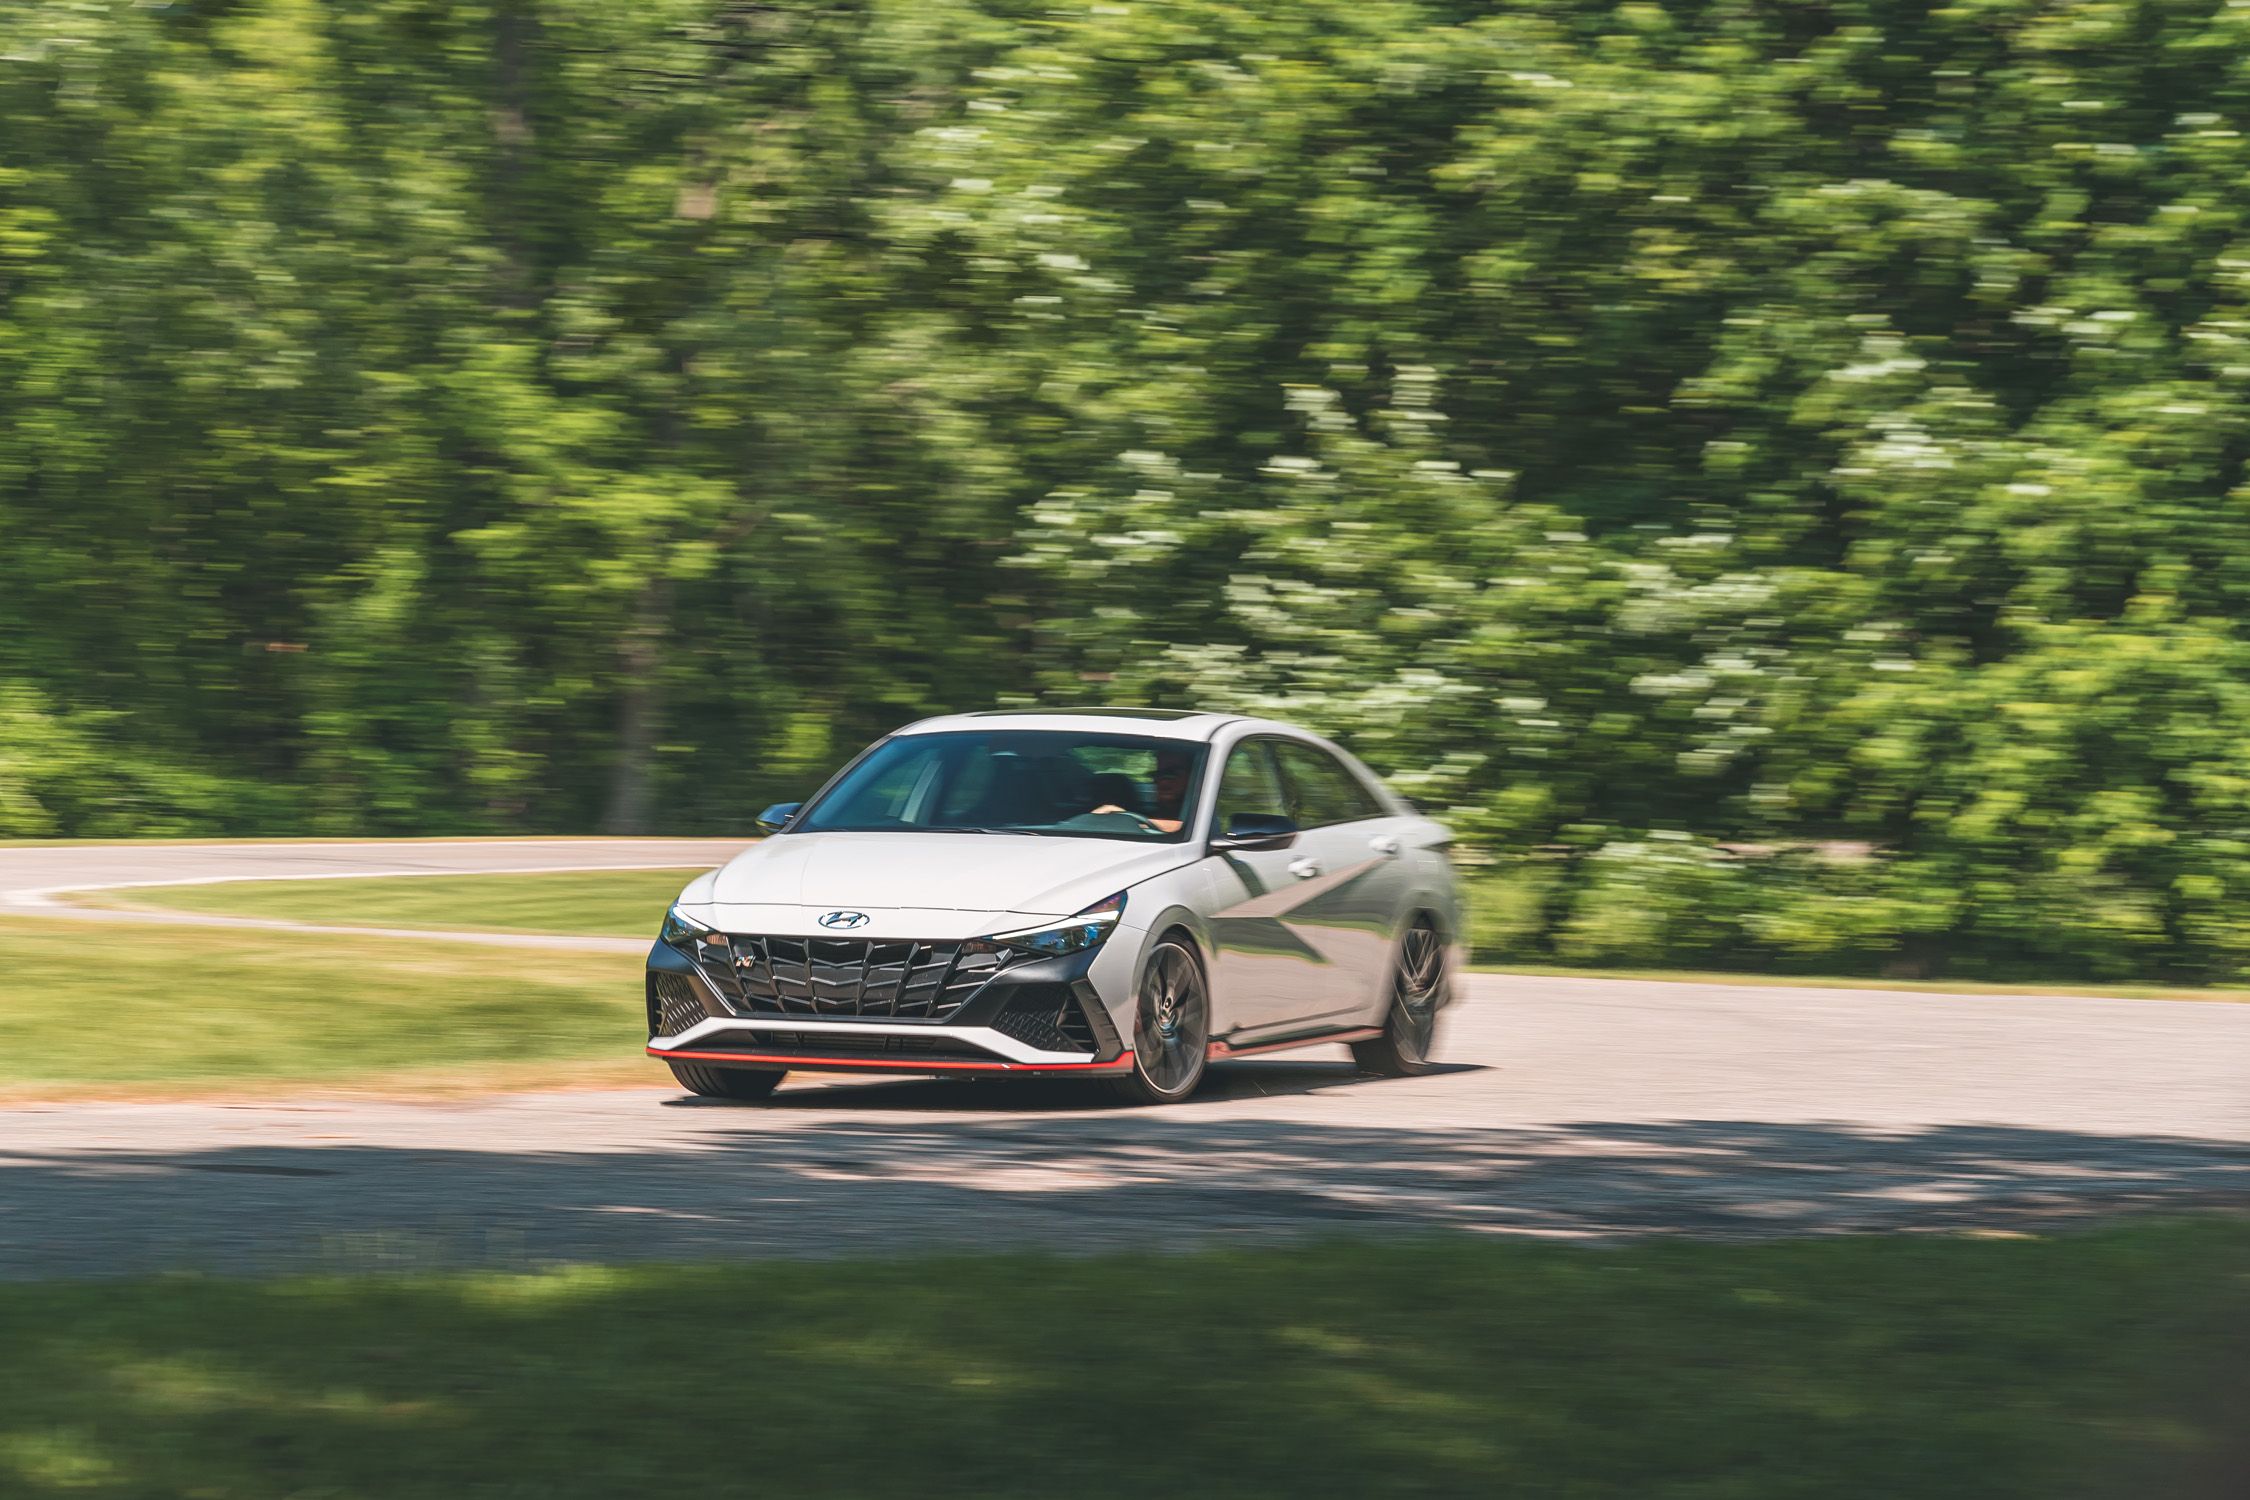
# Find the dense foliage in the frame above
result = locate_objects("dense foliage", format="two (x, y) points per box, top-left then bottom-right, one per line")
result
(5, 0), (2249, 979)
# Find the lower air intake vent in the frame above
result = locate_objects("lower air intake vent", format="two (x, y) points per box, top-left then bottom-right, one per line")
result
(989, 984), (1098, 1055)
(650, 972), (710, 1038)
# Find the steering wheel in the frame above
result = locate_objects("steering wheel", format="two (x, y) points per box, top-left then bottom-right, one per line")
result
(1067, 807), (1158, 834)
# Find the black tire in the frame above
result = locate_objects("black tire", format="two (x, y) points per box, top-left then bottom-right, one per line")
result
(1106, 938), (1210, 1105)
(1352, 919), (1446, 1077)
(666, 1059), (786, 1101)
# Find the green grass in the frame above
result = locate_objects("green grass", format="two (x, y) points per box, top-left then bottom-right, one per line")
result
(0, 917), (644, 1094)
(0, 1221), (2242, 1499)
(81, 866), (2250, 1002)
(1453, 866), (2250, 1001)
(81, 867), (701, 938)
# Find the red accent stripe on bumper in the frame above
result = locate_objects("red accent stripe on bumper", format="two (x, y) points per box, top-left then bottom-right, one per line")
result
(647, 1046), (1134, 1075)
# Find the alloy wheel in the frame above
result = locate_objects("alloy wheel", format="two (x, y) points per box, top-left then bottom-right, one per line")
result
(1388, 923), (1444, 1067)
(1133, 942), (1209, 1097)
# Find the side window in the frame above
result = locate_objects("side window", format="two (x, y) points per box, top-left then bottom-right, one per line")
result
(1213, 739), (1289, 830)
(1274, 741), (1385, 828)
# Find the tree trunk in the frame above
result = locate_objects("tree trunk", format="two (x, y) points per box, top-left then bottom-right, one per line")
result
(601, 578), (670, 835)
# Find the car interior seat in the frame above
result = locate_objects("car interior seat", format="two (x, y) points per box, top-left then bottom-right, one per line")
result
(956, 750), (1036, 826)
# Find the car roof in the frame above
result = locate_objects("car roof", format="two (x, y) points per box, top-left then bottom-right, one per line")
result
(895, 708), (1281, 743)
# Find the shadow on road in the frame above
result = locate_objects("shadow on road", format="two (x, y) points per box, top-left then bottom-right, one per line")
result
(663, 1060), (1488, 1113)
(2, 1077), (2244, 1279)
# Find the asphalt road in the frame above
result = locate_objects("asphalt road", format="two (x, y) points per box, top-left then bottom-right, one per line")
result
(1, 840), (2244, 1278)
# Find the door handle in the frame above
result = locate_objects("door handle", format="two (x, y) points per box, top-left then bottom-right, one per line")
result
(1288, 857), (1322, 879)
(1369, 835), (1401, 857)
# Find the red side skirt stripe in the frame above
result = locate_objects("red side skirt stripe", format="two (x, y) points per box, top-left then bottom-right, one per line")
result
(1207, 1026), (1383, 1060)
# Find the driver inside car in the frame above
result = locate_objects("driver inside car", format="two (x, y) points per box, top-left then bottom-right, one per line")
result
(1089, 747), (1193, 835)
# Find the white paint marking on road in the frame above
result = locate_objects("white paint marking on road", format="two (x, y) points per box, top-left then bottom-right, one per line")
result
(0, 838), (751, 946)
(13, 863), (714, 908)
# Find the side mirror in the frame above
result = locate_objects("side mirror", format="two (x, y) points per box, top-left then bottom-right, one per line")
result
(755, 801), (802, 834)
(1210, 811), (1297, 851)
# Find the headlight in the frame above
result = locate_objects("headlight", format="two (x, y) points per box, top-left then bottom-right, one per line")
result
(661, 904), (718, 948)
(981, 891), (1126, 958)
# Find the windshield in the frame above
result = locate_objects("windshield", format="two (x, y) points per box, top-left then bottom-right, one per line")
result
(794, 730), (1209, 842)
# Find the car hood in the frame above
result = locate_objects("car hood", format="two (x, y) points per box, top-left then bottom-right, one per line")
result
(705, 830), (1201, 918)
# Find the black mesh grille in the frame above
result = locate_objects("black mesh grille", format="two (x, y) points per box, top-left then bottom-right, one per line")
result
(688, 936), (1015, 1020)
(989, 984), (1098, 1055)
(651, 971), (711, 1037)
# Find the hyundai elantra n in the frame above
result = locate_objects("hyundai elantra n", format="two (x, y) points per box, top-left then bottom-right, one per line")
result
(646, 710), (1462, 1104)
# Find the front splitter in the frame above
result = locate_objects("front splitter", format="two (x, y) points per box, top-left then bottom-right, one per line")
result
(648, 1044), (1136, 1076)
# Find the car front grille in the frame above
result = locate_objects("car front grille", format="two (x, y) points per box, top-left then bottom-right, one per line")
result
(686, 935), (1016, 1020)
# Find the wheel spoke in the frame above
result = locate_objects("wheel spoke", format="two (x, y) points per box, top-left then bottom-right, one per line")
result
(1406, 930), (1441, 995)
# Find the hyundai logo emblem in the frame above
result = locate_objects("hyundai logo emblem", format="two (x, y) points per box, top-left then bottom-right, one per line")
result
(818, 910), (870, 930)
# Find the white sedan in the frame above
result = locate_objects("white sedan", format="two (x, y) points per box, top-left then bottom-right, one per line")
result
(646, 710), (1462, 1104)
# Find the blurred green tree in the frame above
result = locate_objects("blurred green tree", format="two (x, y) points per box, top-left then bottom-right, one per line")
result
(5, 0), (2250, 978)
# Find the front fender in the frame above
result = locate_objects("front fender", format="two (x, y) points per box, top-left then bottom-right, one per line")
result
(1085, 900), (1218, 1039)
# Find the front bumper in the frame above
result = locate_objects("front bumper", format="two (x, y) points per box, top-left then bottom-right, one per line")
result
(644, 933), (1133, 1075)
